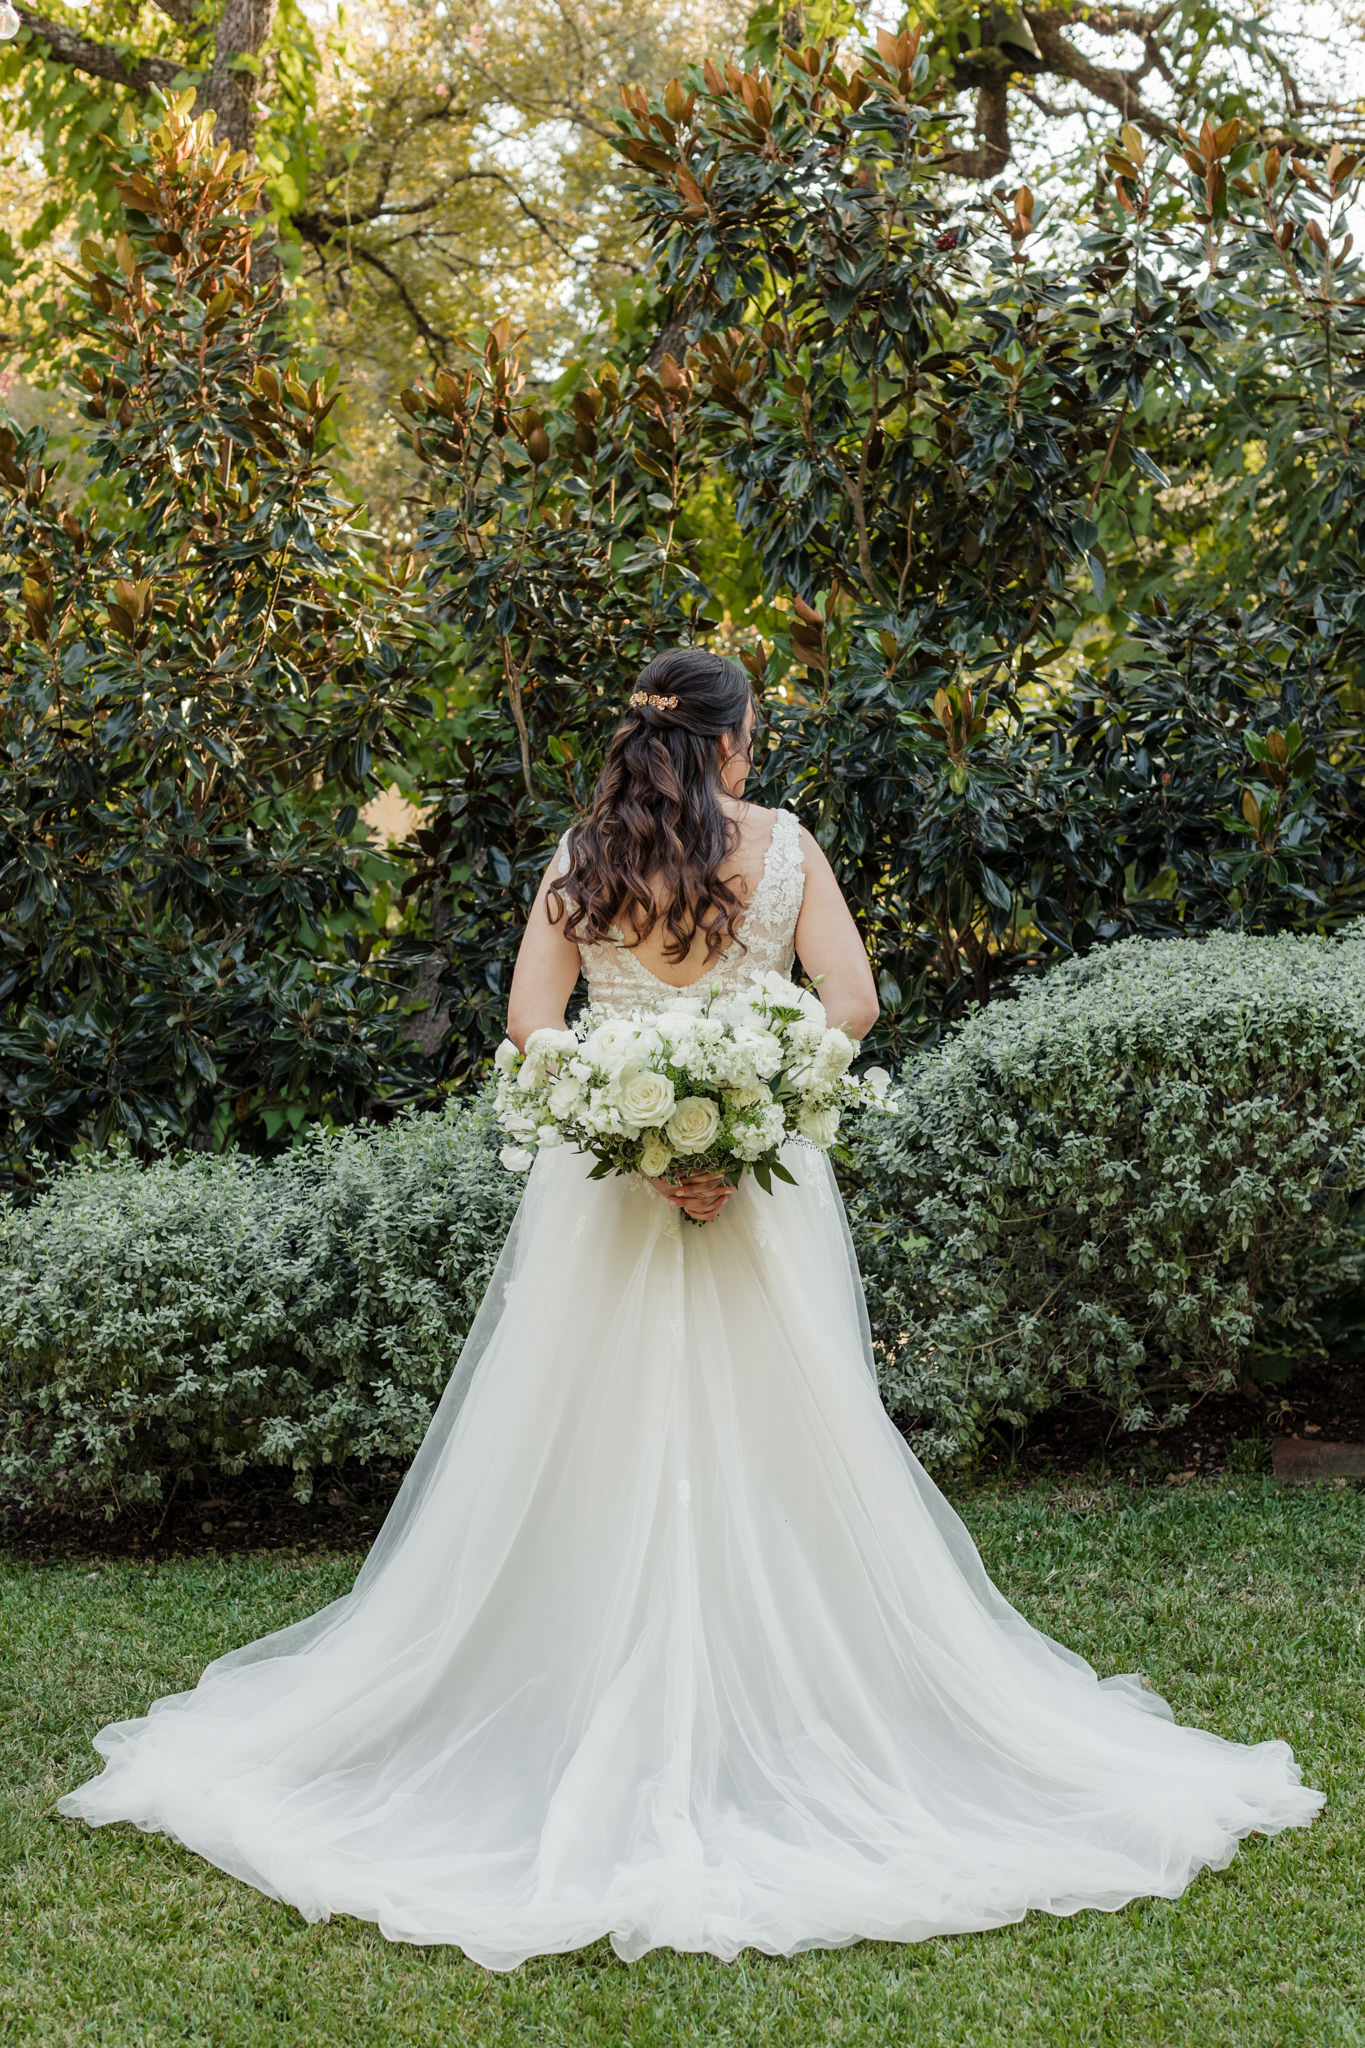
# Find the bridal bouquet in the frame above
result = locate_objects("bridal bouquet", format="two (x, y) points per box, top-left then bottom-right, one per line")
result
(493, 973), (875, 1195)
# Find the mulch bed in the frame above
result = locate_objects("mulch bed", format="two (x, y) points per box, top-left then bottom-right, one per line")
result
(975, 1350), (1365, 1487)
(4, 1355), (1362, 1562)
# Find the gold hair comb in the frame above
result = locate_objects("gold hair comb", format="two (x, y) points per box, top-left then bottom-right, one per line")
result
(629, 691), (679, 710)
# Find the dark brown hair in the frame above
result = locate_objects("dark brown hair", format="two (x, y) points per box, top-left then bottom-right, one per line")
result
(548, 648), (756, 964)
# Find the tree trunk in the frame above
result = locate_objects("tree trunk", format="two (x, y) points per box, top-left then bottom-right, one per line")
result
(205, 0), (278, 158)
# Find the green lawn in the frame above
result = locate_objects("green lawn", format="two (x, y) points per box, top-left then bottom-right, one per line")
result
(2, 1478), (1361, 2048)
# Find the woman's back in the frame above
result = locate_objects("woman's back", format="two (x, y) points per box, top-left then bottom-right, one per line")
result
(507, 648), (877, 1053)
(563, 804), (806, 1014)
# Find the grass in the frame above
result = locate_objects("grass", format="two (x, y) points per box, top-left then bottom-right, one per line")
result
(2, 1476), (1362, 2048)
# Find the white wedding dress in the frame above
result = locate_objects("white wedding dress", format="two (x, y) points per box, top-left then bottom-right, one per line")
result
(60, 808), (1322, 1966)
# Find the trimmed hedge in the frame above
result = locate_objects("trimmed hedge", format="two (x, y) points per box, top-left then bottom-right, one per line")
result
(849, 928), (1365, 1463)
(1, 930), (1362, 1508)
(0, 1099), (519, 1508)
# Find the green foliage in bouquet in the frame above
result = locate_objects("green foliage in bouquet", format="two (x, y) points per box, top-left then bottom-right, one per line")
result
(0, 102), (429, 1178)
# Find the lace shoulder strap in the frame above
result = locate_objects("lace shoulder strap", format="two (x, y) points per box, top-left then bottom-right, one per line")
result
(741, 807), (805, 966)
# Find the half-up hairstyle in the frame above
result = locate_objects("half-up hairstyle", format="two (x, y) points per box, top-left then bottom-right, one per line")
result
(549, 648), (756, 964)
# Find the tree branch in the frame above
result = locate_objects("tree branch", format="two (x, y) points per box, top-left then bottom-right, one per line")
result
(147, 0), (206, 24)
(1026, 9), (1180, 143)
(936, 71), (1013, 181)
(348, 244), (455, 363)
(12, 10), (183, 93)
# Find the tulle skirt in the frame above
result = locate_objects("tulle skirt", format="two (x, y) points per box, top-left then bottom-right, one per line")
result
(59, 1144), (1323, 1967)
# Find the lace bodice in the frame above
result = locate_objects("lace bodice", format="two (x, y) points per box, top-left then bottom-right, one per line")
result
(556, 808), (806, 1018)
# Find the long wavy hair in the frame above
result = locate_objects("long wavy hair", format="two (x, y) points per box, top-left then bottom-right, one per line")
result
(548, 648), (756, 964)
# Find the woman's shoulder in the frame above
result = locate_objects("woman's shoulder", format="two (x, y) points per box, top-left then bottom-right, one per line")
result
(727, 799), (800, 833)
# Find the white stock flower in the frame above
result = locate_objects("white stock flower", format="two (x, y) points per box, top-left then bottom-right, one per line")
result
(616, 1068), (676, 1127)
(796, 1103), (840, 1147)
(535, 1124), (564, 1147)
(736, 1028), (783, 1080)
(499, 1145), (535, 1172)
(638, 1133), (674, 1178)
(666, 1095), (721, 1154)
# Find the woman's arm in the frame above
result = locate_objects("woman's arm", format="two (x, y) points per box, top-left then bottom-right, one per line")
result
(793, 827), (880, 1040)
(505, 854), (583, 1051)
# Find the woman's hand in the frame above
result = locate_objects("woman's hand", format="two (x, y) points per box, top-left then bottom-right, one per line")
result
(648, 1171), (734, 1223)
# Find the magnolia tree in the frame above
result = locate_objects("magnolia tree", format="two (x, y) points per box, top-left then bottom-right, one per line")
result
(400, 31), (1365, 1073)
(0, 103), (427, 1175)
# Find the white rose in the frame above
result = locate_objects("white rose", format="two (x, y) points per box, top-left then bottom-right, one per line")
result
(499, 1145), (535, 1172)
(864, 1065), (892, 1100)
(796, 1103), (840, 1148)
(638, 1133), (674, 1178)
(616, 1068), (676, 1127)
(666, 1095), (721, 1154)
(493, 1037), (520, 1074)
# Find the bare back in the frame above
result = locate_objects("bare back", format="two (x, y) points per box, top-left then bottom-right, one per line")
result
(611, 799), (779, 989)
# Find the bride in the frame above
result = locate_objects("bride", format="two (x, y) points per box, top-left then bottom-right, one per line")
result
(60, 647), (1322, 1967)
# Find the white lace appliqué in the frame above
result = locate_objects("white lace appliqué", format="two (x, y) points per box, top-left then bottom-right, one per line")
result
(557, 810), (806, 1019)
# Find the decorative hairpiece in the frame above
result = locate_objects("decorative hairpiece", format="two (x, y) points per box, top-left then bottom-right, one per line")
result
(629, 690), (679, 710)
